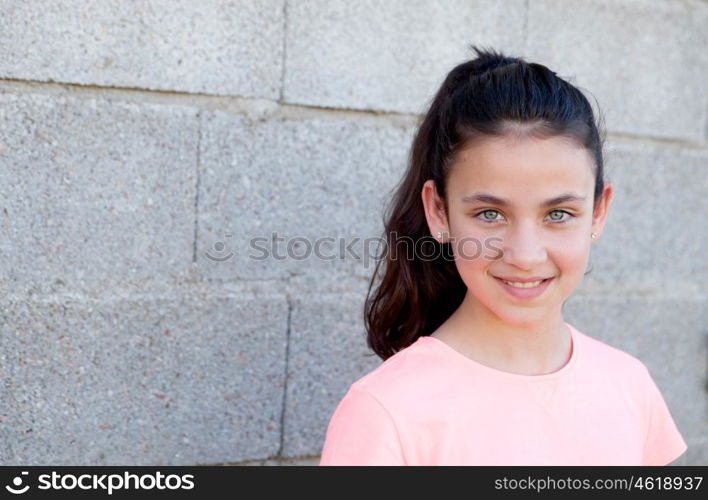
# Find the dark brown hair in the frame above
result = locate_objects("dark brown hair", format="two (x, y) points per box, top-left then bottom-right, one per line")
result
(364, 45), (606, 360)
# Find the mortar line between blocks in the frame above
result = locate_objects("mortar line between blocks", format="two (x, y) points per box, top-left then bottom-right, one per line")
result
(279, 0), (289, 104)
(277, 297), (293, 457)
(192, 113), (202, 263)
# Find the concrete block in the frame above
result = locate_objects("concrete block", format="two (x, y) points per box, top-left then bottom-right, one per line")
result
(577, 139), (708, 296)
(0, 0), (284, 99)
(196, 110), (416, 282)
(281, 293), (382, 457)
(0, 291), (288, 465)
(0, 92), (198, 297)
(526, 0), (708, 142)
(284, 0), (526, 113)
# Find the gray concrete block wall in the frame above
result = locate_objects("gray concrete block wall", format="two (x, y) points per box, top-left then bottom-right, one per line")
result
(525, 0), (708, 143)
(196, 109), (415, 282)
(0, 0), (285, 99)
(0, 92), (198, 297)
(284, 0), (527, 113)
(0, 0), (705, 465)
(0, 292), (287, 464)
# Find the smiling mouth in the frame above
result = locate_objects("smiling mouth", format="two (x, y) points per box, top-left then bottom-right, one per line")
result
(493, 276), (554, 299)
(500, 279), (547, 288)
(493, 276), (553, 288)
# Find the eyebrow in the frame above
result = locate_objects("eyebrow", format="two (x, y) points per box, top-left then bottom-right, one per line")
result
(461, 192), (587, 208)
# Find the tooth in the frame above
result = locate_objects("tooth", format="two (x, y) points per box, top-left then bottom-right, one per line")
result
(504, 280), (543, 288)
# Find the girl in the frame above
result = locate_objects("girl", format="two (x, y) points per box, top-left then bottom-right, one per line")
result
(318, 46), (688, 466)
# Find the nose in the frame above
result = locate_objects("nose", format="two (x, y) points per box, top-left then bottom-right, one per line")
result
(499, 223), (547, 270)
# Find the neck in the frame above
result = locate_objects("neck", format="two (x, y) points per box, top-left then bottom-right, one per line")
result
(436, 290), (572, 376)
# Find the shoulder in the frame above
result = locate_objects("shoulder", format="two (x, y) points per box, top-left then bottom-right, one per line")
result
(571, 323), (650, 381)
(348, 336), (447, 406)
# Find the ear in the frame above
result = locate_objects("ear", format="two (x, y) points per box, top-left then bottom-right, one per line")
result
(591, 181), (613, 242)
(421, 179), (449, 240)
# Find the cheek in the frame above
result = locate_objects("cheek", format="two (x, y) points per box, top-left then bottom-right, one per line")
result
(452, 238), (490, 263)
(447, 215), (493, 260)
(551, 236), (591, 278)
(448, 239), (492, 287)
(452, 257), (485, 292)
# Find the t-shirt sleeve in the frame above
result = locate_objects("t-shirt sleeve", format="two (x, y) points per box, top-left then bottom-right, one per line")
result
(319, 385), (406, 466)
(641, 367), (688, 465)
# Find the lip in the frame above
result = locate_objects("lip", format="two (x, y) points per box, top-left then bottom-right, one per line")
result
(494, 276), (553, 300)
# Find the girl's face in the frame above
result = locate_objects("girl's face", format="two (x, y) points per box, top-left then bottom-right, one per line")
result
(422, 135), (613, 326)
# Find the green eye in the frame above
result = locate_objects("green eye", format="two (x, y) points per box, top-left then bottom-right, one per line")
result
(480, 210), (501, 221)
(548, 210), (572, 222)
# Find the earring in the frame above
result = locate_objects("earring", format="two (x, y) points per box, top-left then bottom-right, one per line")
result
(436, 231), (443, 239)
(591, 232), (597, 239)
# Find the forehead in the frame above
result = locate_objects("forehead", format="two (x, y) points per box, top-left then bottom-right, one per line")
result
(448, 136), (595, 196)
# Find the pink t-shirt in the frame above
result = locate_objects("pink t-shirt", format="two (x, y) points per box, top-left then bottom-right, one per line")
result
(319, 322), (687, 465)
